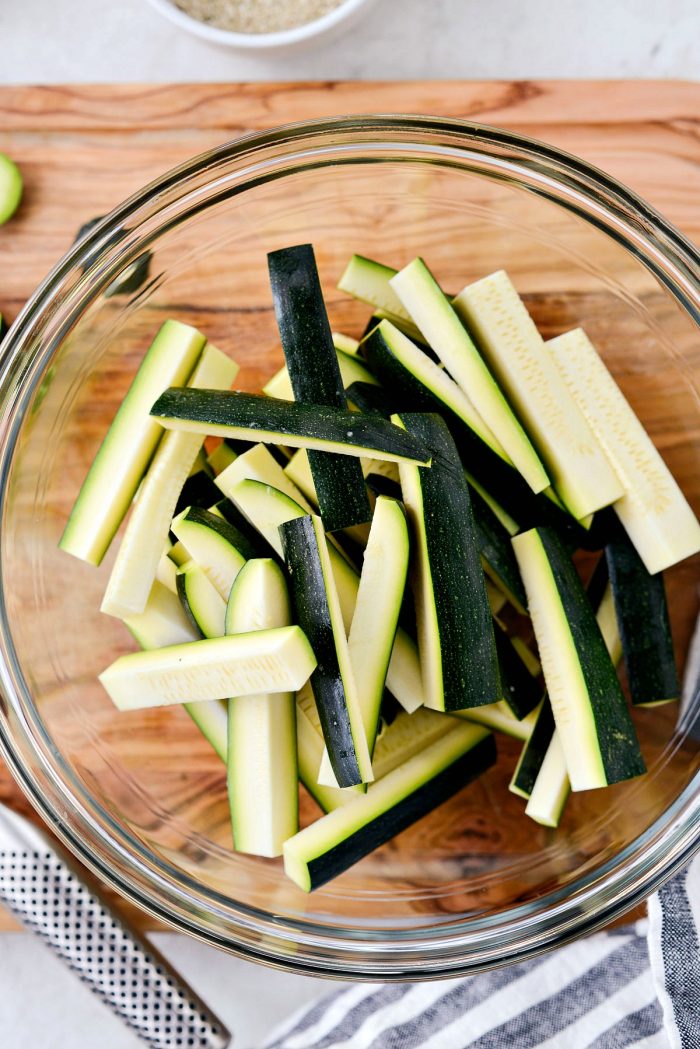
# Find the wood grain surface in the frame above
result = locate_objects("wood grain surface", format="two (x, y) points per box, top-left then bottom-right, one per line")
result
(0, 79), (699, 935)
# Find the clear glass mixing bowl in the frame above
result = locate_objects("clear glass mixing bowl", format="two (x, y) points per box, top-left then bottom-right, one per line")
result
(1, 117), (699, 979)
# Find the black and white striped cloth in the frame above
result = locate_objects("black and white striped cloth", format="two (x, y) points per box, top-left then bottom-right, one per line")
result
(262, 858), (700, 1049)
(264, 637), (700, 1049)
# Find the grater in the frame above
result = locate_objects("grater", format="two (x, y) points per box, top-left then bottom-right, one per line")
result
(0, 802), (231, 1048)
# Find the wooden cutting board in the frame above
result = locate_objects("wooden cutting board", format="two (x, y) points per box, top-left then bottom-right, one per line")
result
(0, 79), (699, 933)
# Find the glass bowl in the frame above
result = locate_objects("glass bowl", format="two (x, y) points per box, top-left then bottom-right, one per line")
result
(1, 117), (699, 980)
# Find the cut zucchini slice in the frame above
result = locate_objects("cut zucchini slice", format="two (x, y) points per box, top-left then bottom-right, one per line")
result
(100, 344), (237, 618)
(174, 469), (222, 518)
(124, 580), (227, 760)
(156, 547), (178, 594)
(337, 254), (412, 322)
(226, 559), (298, 857)
(390, 259), (549, 494)
(216, 446), (424, 714)
(296, 685), (355, 812)
(124, 579), (198, 651)
(471, 486), (527, 613)
(364, 319), (507, 460)
(347, 496), (409, 753)
(346, 381), (391, 417)
(606, 523), (679, 706)
(283, 723), (495, 891)
(453, 272), (623, 519)
(396, 412), (501, 711)
(176, 561), (227, 639)
(207, 441), (238, 475)
(99, 626), (316, 711)
(547, 326), (700, 573)
(454, 699), (541, 741)
(512, 527), (645, 791)
(60, 320), (206, 565)
(509, 699), (555, 800)
(511, 572), (622, 807)
(171, 506), (248, 601)
(332, 332), (360, 355)
(268, 244), (371, 532)
(318, 496), (410, 786)
(263, 349), (379, 402)
(151, 389), (431, 466)
(524, 732), (570, 828)
(495, 623), (543, 720)
(281, 514), (373, 788)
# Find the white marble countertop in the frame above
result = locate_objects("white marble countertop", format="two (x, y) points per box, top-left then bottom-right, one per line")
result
(1, 3), (699, 1047)
(1, 0), (699, 84)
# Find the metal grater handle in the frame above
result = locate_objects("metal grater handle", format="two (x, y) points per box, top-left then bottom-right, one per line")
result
(0, 846), (230, 1049)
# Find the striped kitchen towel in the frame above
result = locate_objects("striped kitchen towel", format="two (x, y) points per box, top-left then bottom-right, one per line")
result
(263, 862), (700, 1049)
(263, 631), (700, 1049)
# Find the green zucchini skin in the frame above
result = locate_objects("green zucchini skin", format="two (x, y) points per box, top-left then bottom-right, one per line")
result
(471, 487), (527, 612)
(510, 699), (555, 797)
(280, 515), (363, 787)
(605, 524), (679, 706)
(495, 623), (542, 719)
(268, 245), (371, 532)
(174, 471), (223, 518)
(363, 325), (595, 549)
(180, 506), (259, 561)
(212, 499), (270, 558)
(0, 313), (8, 343)
(304, 734), (496, 891)
(150, 389), (431, 465)
(399, 412), (502, 711)
(345, 381), (393, 418)
(365, 473), (402, 500)
(537, 527), (645, 784)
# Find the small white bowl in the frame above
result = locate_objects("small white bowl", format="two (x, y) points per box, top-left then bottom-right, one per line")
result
(145, 0), (380, 51)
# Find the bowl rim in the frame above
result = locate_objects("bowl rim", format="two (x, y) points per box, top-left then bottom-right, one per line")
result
(1, 114), (699, 978)
(144, 0), (380, 48)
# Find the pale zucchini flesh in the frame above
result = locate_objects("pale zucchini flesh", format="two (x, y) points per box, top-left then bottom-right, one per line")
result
(281, 514), (373, 788)
(60, 320), (206, 565)
(284, 723), (495, 892)
(524, 732), (570, 828)
(218, 448), (424, 713)
(513, 527), (644, 791)
(453, 699), (541, 742)
(547, 326), (700, 573)
(124, 579), (199, 651)
(226, 559), (298, 857)
(207, 442), (238, 475)
(296, 686), (356, 812)
(176, 561), (227, 639)
(171, 507), (247, 601)
(318, 496), (410, 787)
(453, 273), (623, 520)
(367, 319), (507, 460)
(337, 254), (412, 322)
(263, 349), (379, 401)
(100, 344), (238, 618)
(390, 259), (549, 494)
(99, 626), (316, 711)
(123, 580), (227, 760)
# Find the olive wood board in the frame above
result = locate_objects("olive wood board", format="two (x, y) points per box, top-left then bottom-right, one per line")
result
(0, 79), (699, 932)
